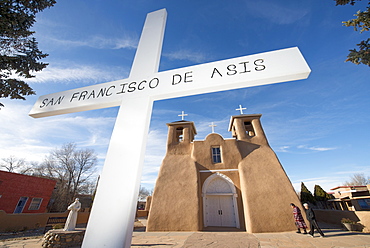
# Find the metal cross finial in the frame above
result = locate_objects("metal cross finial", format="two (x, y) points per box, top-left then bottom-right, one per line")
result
(236, 105), (247, 115)
(178, 111), (188, 120)
(209, 122), (217, 133)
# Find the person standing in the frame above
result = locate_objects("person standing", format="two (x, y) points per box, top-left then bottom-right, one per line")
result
(290, 203), (307, 234)
(303, 203), (325, 238)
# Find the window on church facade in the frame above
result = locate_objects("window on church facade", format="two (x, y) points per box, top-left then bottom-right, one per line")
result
(211, 146), (222, 163)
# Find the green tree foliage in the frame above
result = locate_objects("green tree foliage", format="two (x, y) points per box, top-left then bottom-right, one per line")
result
(314, 184), (334, 201)
(335, 0), (370, 66)
(300, 182), (316, 204)
(0, 0), (56, 107)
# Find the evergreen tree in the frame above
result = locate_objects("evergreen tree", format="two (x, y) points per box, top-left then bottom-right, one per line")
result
(300, 182), (316, 204)
(314, 184), (333, 201)
(0, 0), (56, 107)
(335, 0), (370, 66)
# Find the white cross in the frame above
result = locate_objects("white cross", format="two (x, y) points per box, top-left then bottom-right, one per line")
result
(209, 122), (217, 133)
(29, 8), (310, 248)
(236, 104), (247, 114)
(178, 111), (188, 120)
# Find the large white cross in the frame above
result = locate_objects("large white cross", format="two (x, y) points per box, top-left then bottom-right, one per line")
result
(29, 8), (310, 248)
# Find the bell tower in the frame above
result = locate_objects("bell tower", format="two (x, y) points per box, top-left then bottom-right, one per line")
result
(228, 112), (302, 233)
(147, 115), (200, 231)
(228, 114), (268, 146)
(166, 121), (197, 145)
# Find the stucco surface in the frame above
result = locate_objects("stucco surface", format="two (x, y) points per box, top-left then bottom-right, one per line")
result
(148, 115), (303, 233)
(147, 155), (200, 231)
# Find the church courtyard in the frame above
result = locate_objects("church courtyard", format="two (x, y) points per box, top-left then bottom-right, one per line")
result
(1, 222), (370, 248)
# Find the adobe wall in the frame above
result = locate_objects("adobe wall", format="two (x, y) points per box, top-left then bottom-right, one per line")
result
(145, 196), (152, 211)
(315, 209), (370, 232)
(0, 210), (90, 232)
(147, 154), (200, 231)
(136, 210), (148, 218)
(356, 211), (370, 232)
(238, 145), (303, 233)
(193, 134), (241, 170)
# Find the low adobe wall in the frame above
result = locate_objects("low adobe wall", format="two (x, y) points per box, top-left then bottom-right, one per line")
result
(0, 210), (90, 232)
(315, 209), (370, 232)
(0, 209), (147, 232)
(137, 210), (148, 218)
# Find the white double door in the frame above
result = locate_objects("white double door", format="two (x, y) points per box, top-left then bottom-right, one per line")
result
(205, 195), (236, 227)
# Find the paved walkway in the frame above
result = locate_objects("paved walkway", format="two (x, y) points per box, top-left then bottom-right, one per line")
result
(1, 224), (370, 247)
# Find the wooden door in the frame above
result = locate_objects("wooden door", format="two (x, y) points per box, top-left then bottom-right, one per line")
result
(205, 195), (236, 227)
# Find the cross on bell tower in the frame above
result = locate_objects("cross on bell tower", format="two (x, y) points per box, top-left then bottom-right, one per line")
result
(236, 105), (247, 115)
(178, 111), (188, 120)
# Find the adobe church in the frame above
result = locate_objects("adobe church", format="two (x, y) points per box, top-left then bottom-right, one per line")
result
(147, 111), (302, 233)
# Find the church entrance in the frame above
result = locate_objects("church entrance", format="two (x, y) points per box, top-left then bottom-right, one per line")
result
(202, 173), (240, 228)
(205, 195), (236, 227)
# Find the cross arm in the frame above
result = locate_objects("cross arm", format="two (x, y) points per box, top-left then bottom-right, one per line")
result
(29, 47), (310, 118)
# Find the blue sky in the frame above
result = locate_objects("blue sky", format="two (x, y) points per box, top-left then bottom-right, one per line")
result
(1, 0), (369, 193)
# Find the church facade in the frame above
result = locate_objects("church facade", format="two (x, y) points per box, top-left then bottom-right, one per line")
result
(147, 114), (302, 233)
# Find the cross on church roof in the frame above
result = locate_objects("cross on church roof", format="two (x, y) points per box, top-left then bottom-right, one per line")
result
(178, 111), (188, 120)
(209, 122), (217, 133)
(236, 105), (247, 115)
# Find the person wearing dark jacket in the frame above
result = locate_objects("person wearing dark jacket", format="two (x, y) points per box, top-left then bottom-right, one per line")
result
(303, 203), (325, 238)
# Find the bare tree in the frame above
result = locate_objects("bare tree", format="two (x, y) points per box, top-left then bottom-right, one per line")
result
(35, 143), (98, 212)
(343, 173), (370, 186)
(0, 156), (30, 173)
(138, 185), (152, 202)
(72, 148), (97, 198)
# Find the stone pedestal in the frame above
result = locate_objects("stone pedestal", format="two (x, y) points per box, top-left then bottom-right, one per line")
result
(42, 228), (85, 248)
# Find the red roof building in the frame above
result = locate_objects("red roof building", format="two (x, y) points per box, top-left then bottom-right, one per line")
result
(0, 171), (56, 214)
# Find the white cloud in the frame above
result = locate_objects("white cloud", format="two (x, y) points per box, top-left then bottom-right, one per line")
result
(0, 102), (115, 165)
(297, 145), (337, 152)
(333, 166), (370, 176)
(274, 144), (337, 154)
(142, 129), (167, 188)
(45, 35), (138, 50)
(24, 64), (129, 84)
(164, 49), (208, 63)
(277, 146), (290, 152)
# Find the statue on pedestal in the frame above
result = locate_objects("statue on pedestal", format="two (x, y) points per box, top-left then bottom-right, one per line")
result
(64, 198), (81, 231)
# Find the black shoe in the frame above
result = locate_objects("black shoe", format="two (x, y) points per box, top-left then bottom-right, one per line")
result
(296, 231), (301, 233)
